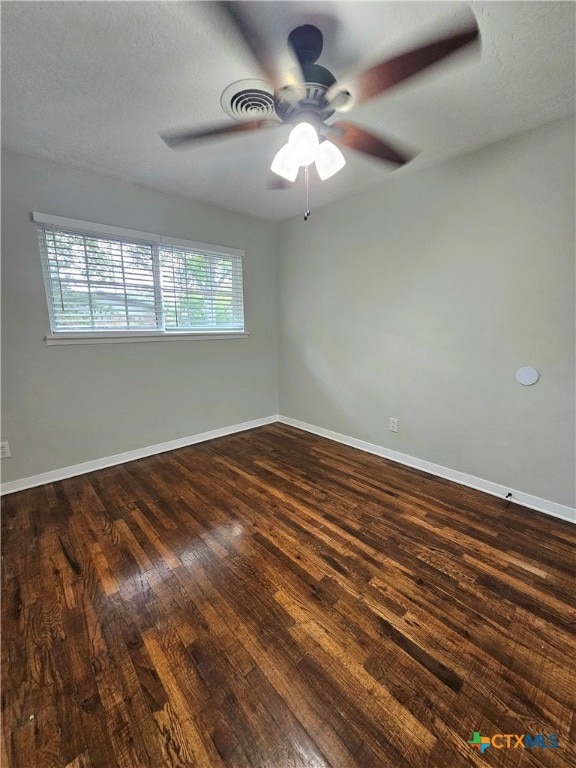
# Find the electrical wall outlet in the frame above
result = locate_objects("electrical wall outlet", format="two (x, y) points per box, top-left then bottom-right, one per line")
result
(389, 417), (398, 433)
(0, 441), (11, 458)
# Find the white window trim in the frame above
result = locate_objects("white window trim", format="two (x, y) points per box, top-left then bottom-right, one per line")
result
(32, 212), (247, 344)
(44, 331), (250, 346)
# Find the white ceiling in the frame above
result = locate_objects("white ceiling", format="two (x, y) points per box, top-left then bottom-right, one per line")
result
(2, 1), (574, 222)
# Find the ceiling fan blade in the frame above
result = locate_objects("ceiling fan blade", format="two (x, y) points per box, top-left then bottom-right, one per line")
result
(331, 22), (479, 107)
(329, 121), (414, 166)
(220, 2), (304, 90)
(161, 119), (279, 150)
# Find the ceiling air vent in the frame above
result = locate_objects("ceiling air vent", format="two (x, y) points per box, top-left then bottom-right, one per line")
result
(221, 79), (276, 122)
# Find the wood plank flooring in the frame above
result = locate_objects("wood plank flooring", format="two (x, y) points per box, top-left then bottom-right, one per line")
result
(1, 423), (575, 768)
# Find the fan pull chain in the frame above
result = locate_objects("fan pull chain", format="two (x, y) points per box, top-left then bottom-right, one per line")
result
(304, 166), (311, 221)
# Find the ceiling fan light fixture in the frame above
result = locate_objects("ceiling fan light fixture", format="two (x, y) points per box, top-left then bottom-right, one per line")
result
(271, 126), (346, 182)
(315, 140), (346, 180)
(271, 143), (300, 181)
(163, 14), (480, 198)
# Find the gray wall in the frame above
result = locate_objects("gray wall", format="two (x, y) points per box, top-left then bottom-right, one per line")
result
(278, 117), (575, 508)
(1, 150), (279, 483)
(3, 118), (575, 509)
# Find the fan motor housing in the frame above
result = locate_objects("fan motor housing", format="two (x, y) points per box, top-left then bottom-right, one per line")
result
(274, 64), (337, 122)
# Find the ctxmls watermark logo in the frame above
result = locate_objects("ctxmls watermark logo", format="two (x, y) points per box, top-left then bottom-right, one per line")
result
(468, 731), (559, 754)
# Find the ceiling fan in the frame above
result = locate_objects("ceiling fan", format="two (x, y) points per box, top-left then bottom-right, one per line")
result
(161, 3), (480, 185)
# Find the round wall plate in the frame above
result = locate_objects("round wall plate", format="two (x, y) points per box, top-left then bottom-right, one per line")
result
(515, 366), (539, 386)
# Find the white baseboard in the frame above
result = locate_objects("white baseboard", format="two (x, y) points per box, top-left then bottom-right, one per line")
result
(3, 414), (575, 525)
(278, 415), (576, 525)
(0, 415), (278, 496)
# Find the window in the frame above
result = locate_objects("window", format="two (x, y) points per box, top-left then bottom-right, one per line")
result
(33, 213), (245, 340)
(159, 244), (244, 332)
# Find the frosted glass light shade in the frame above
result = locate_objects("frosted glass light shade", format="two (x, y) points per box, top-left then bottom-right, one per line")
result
(270, 143), (299, 181)
(271, 123), (346, 182)
(288, 122), (319, 166)
(315, 140), (346, 180)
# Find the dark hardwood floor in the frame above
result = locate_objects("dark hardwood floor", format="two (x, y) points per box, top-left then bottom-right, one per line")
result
(1, 423), (575, 768)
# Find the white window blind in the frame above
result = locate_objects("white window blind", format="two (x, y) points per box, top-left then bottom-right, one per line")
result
(34, 214), (245, 336)
(159, 244), (244, 331)
(38, 226), (162, 332)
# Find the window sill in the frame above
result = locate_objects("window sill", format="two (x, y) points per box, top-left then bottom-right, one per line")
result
(45, 331), (250, 346)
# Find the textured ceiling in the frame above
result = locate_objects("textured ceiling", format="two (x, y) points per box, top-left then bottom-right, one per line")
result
(1, 1), (574, 221)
